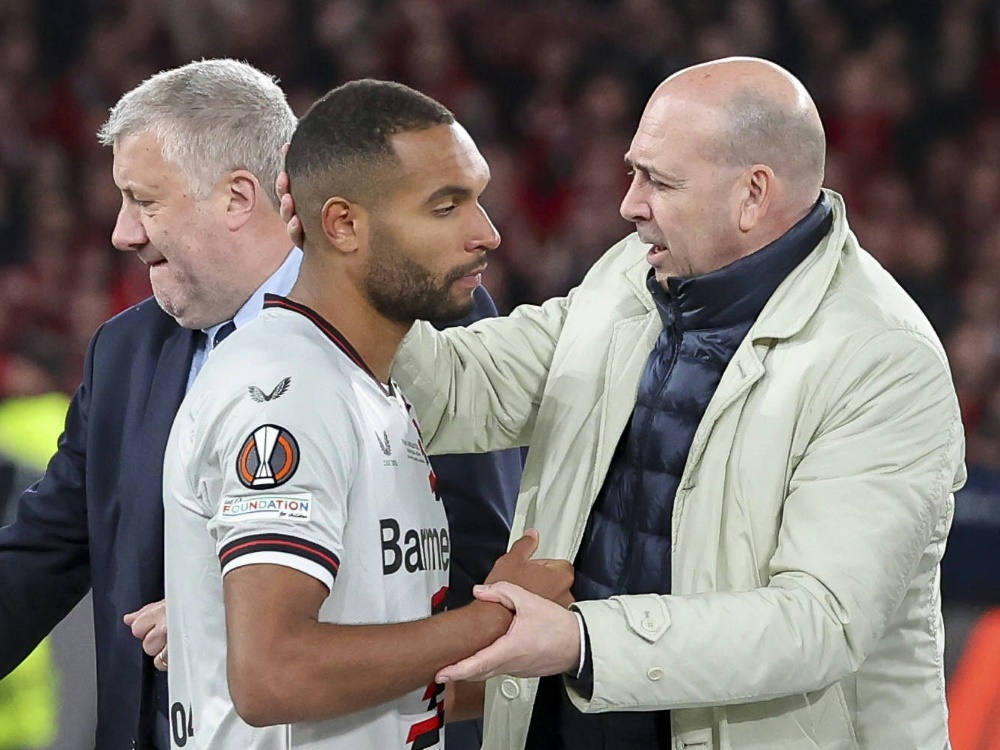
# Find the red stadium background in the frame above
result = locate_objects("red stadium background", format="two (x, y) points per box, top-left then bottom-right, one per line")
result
(0, 0), (998, 747)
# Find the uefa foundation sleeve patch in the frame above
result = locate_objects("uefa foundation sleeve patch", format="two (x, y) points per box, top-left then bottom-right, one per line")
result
(235, 424), (300, 489)
(220, 495), (312, 522)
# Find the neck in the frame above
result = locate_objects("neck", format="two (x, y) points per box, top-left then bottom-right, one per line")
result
(287, 258), (408, 383)
(240, 214), (297, 287)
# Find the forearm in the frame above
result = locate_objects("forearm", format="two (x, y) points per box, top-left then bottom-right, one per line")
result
(230, 599), (512, 725)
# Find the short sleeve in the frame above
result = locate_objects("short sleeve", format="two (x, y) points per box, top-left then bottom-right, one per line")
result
(201, 370), (360, 592)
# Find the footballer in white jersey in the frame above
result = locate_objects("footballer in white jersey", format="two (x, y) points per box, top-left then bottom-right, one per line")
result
(163, 294), (450, 750)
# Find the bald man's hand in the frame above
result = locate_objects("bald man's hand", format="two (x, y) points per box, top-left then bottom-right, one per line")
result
(277, 143), (304, 247)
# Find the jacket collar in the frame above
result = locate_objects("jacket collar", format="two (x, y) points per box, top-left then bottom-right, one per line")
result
(750, 189), (850, 341)
(646, 193), (832, 331)
(622, 189), (849, 342)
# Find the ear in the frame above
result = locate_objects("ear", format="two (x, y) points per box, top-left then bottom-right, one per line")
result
(223, 170), (260, 231)
(738, 164), (774, 232)
(320, 197), (365, 255)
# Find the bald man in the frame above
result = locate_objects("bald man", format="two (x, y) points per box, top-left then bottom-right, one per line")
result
(390, 57), (965, 748)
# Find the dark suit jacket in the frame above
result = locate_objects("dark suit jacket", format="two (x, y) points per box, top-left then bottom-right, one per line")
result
(0, 284), (519, 749)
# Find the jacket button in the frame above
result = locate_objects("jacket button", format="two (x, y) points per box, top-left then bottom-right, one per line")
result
(647, 667), (664, 681)
(641, 619), (658, 632)
(500, 677), (520, 699)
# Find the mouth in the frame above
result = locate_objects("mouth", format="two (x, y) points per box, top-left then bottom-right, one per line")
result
(140, 254), (167, 268)
(647, 244), (668, 260)
(452, 264), (487, 287)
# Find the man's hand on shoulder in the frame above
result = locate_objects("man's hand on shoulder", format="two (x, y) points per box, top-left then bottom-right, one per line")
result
(276, 145), (305, 247)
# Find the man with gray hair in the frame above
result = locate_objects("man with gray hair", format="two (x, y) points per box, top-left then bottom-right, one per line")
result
(0, 58), (299, 750)
(0, 59), (519, 750)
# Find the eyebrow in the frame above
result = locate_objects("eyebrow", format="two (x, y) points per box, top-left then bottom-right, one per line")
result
(118, 183), (158, 198)
(623, 155), (686, 186)
(424, 185), (474, 205)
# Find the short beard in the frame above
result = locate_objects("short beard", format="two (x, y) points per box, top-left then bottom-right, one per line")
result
(362, 222), (478, 324)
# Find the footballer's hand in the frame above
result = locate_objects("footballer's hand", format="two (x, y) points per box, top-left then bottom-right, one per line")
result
(124, 599), (169, 671)
(485, 529), (575, 608)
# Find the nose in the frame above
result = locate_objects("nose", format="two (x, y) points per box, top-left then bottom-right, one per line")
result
(111, 201), (148, 252)
(468, 204), (501, 253)
(619, 176), (651, 223)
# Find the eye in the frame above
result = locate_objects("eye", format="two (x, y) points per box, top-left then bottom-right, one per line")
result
(433, 204), (458, 217)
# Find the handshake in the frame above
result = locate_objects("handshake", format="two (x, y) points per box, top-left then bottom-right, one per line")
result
(436, 528), (580, 684)
(125, 528), (581, 705)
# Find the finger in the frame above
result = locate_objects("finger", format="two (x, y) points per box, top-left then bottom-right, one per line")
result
(123, 600), (154, 626)
(142, 628), (168, 657)
(153, 648), (168, 672)
(281, 142), (290, 159)
(436, 639), (508, 683)
(436, 657), (490, 683)
(128, 613), (154, 640)
(473, 582), (519, 611)
(275, 170), (289, 198)
(538, 559), (574, 576)
(280, 192), (294, 223)
(506, 529), (539, 561)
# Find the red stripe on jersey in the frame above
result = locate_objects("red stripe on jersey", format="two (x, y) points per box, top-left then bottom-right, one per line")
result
(406, 713), (443, 743)
(263, 295), (391, 396)
(220, 536), (340, 571)
(431, 586), (449, 612)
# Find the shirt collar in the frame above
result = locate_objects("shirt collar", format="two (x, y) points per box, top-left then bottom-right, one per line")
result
(202, 246), (303, 346)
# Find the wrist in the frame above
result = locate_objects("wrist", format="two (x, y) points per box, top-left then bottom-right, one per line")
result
(467, 598), (513, 637)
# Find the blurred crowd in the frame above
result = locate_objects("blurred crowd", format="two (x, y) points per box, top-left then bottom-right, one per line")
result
(1, 0), (999, 468)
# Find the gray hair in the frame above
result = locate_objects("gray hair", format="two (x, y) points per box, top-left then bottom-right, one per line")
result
(97, 59), (297, 208)
(713, 87), (826, 194)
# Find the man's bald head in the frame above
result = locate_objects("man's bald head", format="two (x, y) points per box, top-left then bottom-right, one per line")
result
(621, 57), (829, 279)
(653, 57), (826, 206)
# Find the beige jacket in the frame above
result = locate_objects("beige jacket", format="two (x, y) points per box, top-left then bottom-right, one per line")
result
(392, 191), (966, 749)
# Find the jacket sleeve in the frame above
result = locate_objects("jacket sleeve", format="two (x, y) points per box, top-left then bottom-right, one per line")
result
(391, 291), (571, 455)
(570, 328), (964, 711)
(430, 286), (521, 609)
(0, 329), (98, 678)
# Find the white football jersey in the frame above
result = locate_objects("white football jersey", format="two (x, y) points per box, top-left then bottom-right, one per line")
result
(163, 295), (450, 750)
